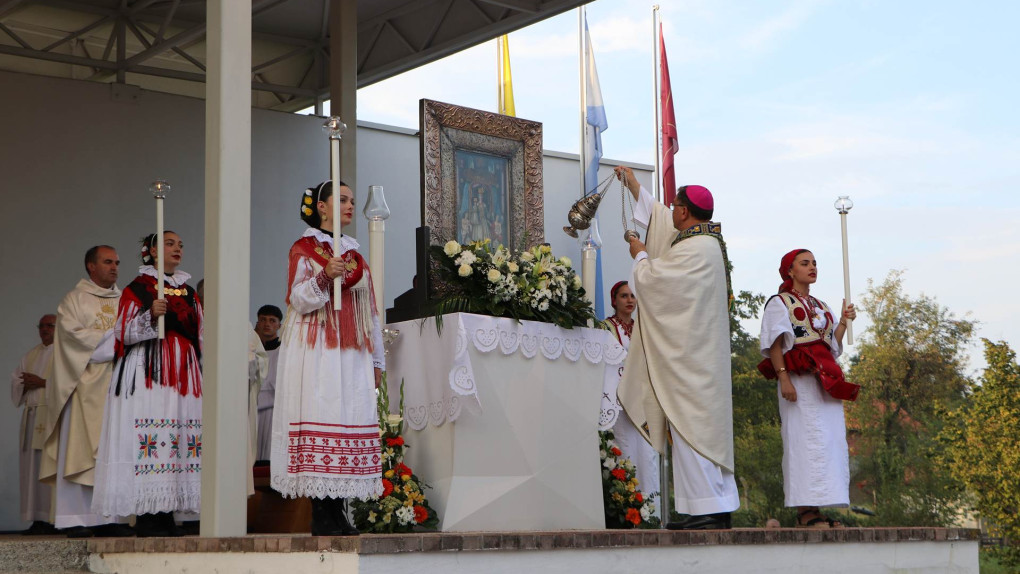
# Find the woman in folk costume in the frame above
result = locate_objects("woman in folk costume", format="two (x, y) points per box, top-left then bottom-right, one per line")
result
(757, 249), (859, 528)
(270, 180), (385, 536)
(600, 281), (659, 504)
(92, 231), (203, 537)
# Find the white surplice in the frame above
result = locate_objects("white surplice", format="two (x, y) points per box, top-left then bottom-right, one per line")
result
(10, 342), (54, 522)
(256, 343), (279, 461)
(760, 296), (850, 508)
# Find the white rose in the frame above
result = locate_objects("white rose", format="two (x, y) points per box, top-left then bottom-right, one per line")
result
(444, 240), (461, 257)
(572, 276), (582, 289)
(487, 269), (502, 282)
(458, 264), (473, 277)
(507, 261), (519, 273)
(602, 457), (617, 470)
(559, 256), (572, 267)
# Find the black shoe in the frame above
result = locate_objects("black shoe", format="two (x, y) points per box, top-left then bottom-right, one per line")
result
(91, 523), (135, 537)
(179, 520), (199, 536)
(62, 526), (94, 538)
(136, 513), (181, 538)
(310, 498), (340, 536)
(666, 512), (732, 530)
(21, 521), (59, 535)
(334, 498), (359, 536)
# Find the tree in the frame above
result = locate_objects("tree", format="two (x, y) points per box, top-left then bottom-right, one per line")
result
(939, 340), (1020, 567)
(845, 271), (973, 525)
(728, 290), (793, 526)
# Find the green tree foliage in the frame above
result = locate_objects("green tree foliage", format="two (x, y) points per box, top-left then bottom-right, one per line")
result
(938, 339), (1020, 567)
(845, 271), (973, 526)
(728, 290), (795, 526)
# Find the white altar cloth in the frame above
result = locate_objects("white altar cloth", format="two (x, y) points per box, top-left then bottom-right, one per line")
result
(385, 313), (624, 531)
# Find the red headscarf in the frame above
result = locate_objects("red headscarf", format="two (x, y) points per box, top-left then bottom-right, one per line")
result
(778, 249), (810, 293)
(609, 280), (628, 303)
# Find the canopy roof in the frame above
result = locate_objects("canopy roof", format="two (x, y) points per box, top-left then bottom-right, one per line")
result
(0, 0), (588, 111)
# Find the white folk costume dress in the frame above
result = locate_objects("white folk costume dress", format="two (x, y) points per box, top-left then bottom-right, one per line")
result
(10, 341), (54, 522)
(617, 186), (740, 516)
(601, 316), (660, 505)
(256, 337), (281, 461)
(92, 266), (204, 517)
(759, 293), (851, 508)
(270, 229), (385, 500)
(42, 278), (121, 528)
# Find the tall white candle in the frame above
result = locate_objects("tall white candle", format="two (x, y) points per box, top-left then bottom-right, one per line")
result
(369, 219), (385, 316)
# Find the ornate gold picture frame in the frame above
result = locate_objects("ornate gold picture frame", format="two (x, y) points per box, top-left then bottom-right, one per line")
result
(420, 99), (545, 251)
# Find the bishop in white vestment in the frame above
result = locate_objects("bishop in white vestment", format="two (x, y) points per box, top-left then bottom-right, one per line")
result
(615, 167), (739, 529)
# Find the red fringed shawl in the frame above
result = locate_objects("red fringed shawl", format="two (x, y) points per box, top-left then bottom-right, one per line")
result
(114, 274), (202, 397)
(285, 235), (377, 352)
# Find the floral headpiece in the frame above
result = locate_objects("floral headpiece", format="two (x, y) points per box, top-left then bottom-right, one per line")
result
(140, 233), (158, 265)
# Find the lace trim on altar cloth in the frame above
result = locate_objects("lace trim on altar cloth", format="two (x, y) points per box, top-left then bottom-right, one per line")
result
(271, 475), (383, 501)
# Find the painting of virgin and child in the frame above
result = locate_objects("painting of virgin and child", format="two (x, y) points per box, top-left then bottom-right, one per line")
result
(454, 149), (509, 246)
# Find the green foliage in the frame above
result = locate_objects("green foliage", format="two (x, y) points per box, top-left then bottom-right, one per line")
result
(938, 339), (1020, 568)
(428, 240), (596, 329)
(728, 289), (792, 526)
(845, 271), (973, 526)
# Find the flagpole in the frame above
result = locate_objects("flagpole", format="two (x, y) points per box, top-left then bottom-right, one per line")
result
(497, 37), (502, 112)
(578, 7), (588, 199)
(652, 5), (662, 203)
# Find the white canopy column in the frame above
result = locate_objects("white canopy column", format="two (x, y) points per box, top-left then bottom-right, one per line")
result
(201, 0), (252, 537)
(330, 0), (358, 236)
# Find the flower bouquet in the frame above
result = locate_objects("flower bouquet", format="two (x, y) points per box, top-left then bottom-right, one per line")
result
(599, 429), (659, 529)
(351, 374), (440, 532)
(427, 239), (596, 329)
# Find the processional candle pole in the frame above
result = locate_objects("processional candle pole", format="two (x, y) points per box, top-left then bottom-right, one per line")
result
(835, 195), (854, 345)
(150, 180), (171, 339)
(363, 185), (391, 317)
(324, 116), (346, 310)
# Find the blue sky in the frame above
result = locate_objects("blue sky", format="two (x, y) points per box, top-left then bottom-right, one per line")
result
(351, 0), (1019, 373)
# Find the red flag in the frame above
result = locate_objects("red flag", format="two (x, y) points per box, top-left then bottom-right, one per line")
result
(659, 23), (678, 206)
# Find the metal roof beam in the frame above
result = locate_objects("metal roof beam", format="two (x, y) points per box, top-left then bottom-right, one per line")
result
(40, 14), (114, 52)
(0, 21), (32, 48)
(0, 0), (29, 20)
(0, 42), (118, 69)
(476, 0), (539, 13)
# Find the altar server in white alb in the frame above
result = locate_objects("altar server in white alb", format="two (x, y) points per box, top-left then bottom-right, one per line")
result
(10, 314), (56, 534)
(271, 181), (385, 536)
(600, 281), (659, 505)
(758, 249), (859, 528)
(614, 166), (739, 530)
(254, 304), (283, 462)
(42, 246), (132, 537)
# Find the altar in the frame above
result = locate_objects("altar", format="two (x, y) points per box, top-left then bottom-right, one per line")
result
(384, 312), (625, 532)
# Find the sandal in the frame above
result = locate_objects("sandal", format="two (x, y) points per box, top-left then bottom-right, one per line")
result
(796, 508), (843, 529)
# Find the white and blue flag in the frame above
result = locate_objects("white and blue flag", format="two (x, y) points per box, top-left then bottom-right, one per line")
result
(583, 14), (607, 317)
